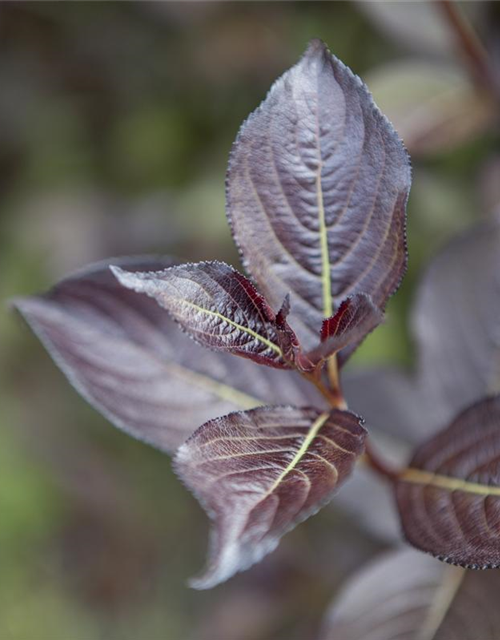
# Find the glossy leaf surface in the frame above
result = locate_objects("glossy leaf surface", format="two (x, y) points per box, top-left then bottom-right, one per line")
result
(14, 258), (325, 454)
(112, 261), (293, 368)
(396, 396), (500, 568)
(308, 293), (383, 366)
(174, 405), (365, 588)
(227, 39), (410, 348)
(321, 548), (500, 640)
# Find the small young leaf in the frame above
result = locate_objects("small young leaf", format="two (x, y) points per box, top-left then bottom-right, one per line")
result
(174, 405), (366, 588)
(307, 293), (383, 366)
(227, 39), (410, 348)
(111, 261), (295, 369)
(14, 258), (325, 454)
(320, 548), (500, 640)
(396, 395), (500, 569)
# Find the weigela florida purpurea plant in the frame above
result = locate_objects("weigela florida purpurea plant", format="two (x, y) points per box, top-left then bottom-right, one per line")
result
(15, 40), (500, 590)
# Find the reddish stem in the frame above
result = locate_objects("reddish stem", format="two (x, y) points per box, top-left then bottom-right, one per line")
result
(436, 0), (492, 92)
(363, 438), (400, 483)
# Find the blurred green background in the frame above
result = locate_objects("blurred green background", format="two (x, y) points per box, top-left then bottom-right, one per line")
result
(1, 2), (499, 639)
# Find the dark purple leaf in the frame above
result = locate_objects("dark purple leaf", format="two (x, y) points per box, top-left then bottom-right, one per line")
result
(338, 368), (422, 540)
(396, 395), (500, 569)
(413, 214), (500, 431)
(345, 215), (500, 445)
(307, 293), (383, 366)
(340, 217), (500, 542)
(174, 405), (366, 588)
(14, 258), (325, 454)
(111, 261), (295, 369)
(343, 367), (427, 445)
(227, 39), (410, 349)
(321, 547), (500, 640)
(270, 293), (301, 364)
(334, 426), (408, 543)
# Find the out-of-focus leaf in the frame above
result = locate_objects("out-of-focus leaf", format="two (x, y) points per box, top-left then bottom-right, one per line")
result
(479, 155), (500, 215)
(320, 547), (500, 640)
(366, 61), (495, 156)
(413, 215), (500, 432)
(308, 294), (383, 366)
(396, 396), (500, 569)
(334, 422), (410, 543)
(343, 368), (428, 447)
(346, 215), (500, 443)
(227, 39), (410, 349)
(341, 217), (500, 541)
(174, 405), (366, 588)
(111, 261), (295, 369)
(357, 0), (467, 57)
(14, 258), (325, 454)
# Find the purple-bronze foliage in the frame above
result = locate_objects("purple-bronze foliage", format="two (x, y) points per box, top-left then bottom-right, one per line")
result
(36, 39), (500, 592)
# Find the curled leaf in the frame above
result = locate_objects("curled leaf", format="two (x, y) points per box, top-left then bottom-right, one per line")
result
(14, 258), (325, 454)
(174, 405), (365, 588)
(111, 261), (295, 369)
(227, 39), (410, 348)
(396, 396), (500, 569)
(307, 293), (383, 366)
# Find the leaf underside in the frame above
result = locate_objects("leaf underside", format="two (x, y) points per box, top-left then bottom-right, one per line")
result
(227, 38), (410, 352)
(321, 547), (500, 640)
(14, 258), (325, 454)
(396, 395), (500, 569)
(174, 405), (365, 588)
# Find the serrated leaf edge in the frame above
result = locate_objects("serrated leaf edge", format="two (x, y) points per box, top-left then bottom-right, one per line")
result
(225, 38), (412, 332)
(110, 264), (285, 360)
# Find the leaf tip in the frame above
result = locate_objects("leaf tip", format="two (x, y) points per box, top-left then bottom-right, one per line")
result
(109, 264), (126, 281)
(8, 295), (48, 321)
(304, 37), (329, 58)
(187, 572), (218, 591)
(109, 264), (146, 294)
(7, 295), (26, 313)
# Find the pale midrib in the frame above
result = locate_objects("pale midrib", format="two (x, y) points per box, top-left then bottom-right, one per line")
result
(400, 467), (500, 497)
(181, 299), (283, 357)
(417, 564), (465, 640)
(165, 361), (262, 410)
(316, 164), (333, 318)
(267, 412), (331, 495)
